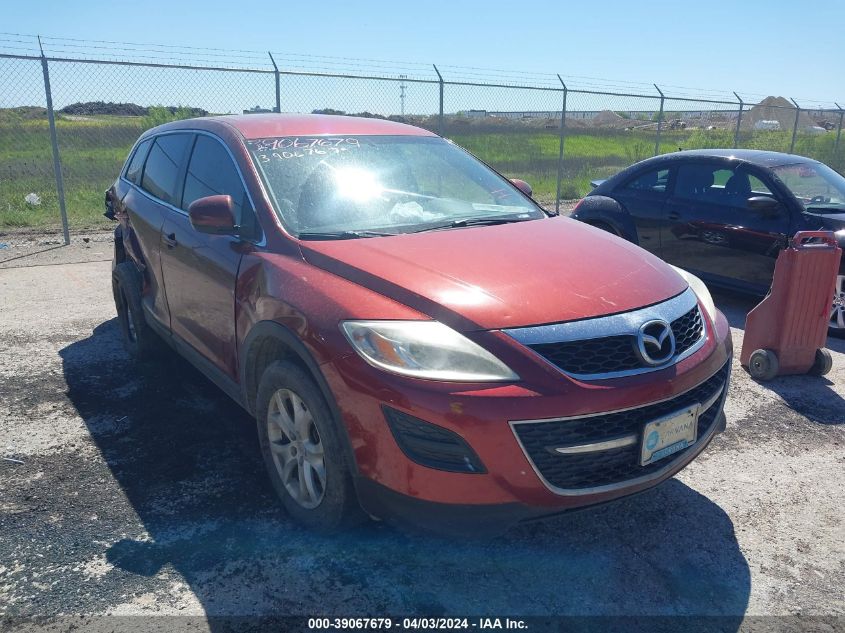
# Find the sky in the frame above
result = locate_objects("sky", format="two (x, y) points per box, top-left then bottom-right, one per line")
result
(3, 0), (844, 112)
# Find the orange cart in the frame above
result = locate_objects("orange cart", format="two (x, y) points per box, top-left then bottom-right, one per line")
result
(741, 230), (840, 381)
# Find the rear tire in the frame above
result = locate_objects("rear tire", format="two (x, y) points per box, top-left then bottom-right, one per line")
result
(809, 349), (833, 377)
(112, 262), (165, 361)
(256, 360), (363, 531)
(748, 348), (779, 381)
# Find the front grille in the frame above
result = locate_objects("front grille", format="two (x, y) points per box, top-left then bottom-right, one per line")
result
(527, 305), (704, 377)
(672, 306), (704, 356)
(512, 360), (729, 491)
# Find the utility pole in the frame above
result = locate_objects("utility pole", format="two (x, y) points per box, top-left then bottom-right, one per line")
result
(399, 74), (407, 117)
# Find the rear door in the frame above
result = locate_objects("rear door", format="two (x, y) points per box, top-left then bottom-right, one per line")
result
(159, 133), (255, 379)
(117, 136), (175, 327)
(609, 165), (673, 254)
(661, 161), (791, 290)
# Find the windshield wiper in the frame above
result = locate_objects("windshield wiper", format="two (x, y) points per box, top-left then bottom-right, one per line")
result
(410, 215), (537, 233)
(297, 230), (396, 240)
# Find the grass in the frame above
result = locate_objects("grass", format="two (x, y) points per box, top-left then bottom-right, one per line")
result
(2, 112), (844, 231)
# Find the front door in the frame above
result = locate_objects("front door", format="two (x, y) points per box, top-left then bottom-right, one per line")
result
(609, 165), (673, 254)
(661, 162), (791, 291)
(159, 134), (254, 379)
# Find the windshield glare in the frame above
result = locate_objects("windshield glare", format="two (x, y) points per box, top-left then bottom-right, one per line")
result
(247, 135), (542, 237)
(771, 162), (845, 209)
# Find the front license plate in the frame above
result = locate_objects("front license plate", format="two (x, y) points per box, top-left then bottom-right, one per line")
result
(640, 405), (700, 466)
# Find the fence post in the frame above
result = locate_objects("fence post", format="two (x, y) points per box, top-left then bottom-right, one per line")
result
(790, 98), (800, 154)
(38, 37), (69, 246)
(268, 52), (280, 113)
(555, 75), (567, 215)
(432, 65), (444, 136)
(654, 84), (665, 156)
(834, 103), (844, 165)
(733, 92), (744, 148)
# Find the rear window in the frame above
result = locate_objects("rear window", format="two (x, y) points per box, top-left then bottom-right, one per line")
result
(140, 134), (192, 206)
(124, 139), (152, 185)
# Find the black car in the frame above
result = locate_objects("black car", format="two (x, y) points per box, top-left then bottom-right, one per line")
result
(571, 149), (845, 336)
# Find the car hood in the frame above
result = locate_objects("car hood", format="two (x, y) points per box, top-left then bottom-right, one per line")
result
(299, 216), (689, 331)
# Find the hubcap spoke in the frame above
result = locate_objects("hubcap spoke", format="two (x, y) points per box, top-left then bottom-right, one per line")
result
(291, 393), (313, 440)
(301, 460), (324, 503)
(272, 391), (298, 440)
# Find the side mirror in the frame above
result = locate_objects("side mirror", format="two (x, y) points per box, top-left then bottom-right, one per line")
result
(511, 178), (533, 197)
(188, 195), (236, 235)
(747, 195), (780, 215)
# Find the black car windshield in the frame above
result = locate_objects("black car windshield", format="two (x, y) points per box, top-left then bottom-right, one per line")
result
(771, 162), (845, 209)
(246, 135), (543, 237)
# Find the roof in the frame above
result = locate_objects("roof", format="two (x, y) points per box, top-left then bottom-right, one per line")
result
(657, 148), (818, 167)
(202, 113), (438, 139)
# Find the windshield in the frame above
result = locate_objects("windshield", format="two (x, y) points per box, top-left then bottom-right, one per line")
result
(247, 135), (543, 238)
(771, 162), (845, 209)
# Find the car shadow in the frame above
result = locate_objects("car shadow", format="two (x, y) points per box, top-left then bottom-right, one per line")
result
(712, 289), (845, 424)
(58, 320), (751, 624)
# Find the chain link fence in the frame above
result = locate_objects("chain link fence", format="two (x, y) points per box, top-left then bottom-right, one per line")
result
(2, 45), (844, 241)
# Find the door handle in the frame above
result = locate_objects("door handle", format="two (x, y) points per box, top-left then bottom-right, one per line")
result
(667, 211), (681, 221)
(163, 233), (178, 248)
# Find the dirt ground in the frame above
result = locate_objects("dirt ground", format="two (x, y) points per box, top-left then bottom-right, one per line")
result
(0, 236), (843, 631)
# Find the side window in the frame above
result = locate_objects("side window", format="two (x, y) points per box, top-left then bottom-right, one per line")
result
(676, 163), (775, 207)
(124, 139), (152, 185)
(674, 164), (721, 202)
(623, 168), (670, 194)
(748, 174), (774, 196)
(140, 134), (193, 206)
(182, 135), (251, 231)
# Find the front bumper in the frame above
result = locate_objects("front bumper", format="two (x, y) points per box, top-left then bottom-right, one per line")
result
(356, 410), (726, 535)
(320, 307), (733, 521)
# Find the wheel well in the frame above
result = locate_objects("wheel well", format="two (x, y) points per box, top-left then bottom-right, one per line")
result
(114, 227), (126, 264)
(240, 321), (360, 475)
(244, 333), (310, 415)
(586, 220), (620, 236)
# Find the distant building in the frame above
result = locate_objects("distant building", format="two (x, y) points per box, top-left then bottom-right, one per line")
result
(243, 105), (274, 114)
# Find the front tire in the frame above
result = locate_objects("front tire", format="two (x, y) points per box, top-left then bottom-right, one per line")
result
(256, 360), (361, 530)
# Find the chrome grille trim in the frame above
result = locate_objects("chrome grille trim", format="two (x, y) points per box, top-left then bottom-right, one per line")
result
(549, 382), (724, 456)
(502, 287), (706, 380)
(509, 359), (731, 497)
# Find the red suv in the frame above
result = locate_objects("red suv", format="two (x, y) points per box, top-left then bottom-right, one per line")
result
(107, 114), (732, 533)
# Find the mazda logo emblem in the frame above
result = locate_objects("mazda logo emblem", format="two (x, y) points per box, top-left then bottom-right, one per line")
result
(637, 319), (676, 366)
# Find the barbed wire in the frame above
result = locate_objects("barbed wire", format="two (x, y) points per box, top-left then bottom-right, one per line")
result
(0, 31), (841, 108)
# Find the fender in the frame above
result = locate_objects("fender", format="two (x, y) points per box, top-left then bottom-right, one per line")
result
(239, 320), (359, 475)
(571, 195), (640, 245)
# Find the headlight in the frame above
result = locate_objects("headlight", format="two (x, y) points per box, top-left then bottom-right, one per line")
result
(341, 320), (519, 382)
(671, 266), (717, 322)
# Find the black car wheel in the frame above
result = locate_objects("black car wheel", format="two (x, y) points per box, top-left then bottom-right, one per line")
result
(112, 262), (165, 361)
(256, 360), (363, 531)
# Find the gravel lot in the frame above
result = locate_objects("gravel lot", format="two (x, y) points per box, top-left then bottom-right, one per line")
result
(1, 237), (843, 630)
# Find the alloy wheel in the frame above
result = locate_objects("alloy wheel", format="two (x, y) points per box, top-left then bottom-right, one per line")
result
(831, 274), (845, 331)
(266, 388), (326, 509)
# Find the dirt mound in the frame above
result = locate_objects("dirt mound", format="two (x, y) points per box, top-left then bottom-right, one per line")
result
(592, 110), (626, 128)
(744, 96), (815, 131)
